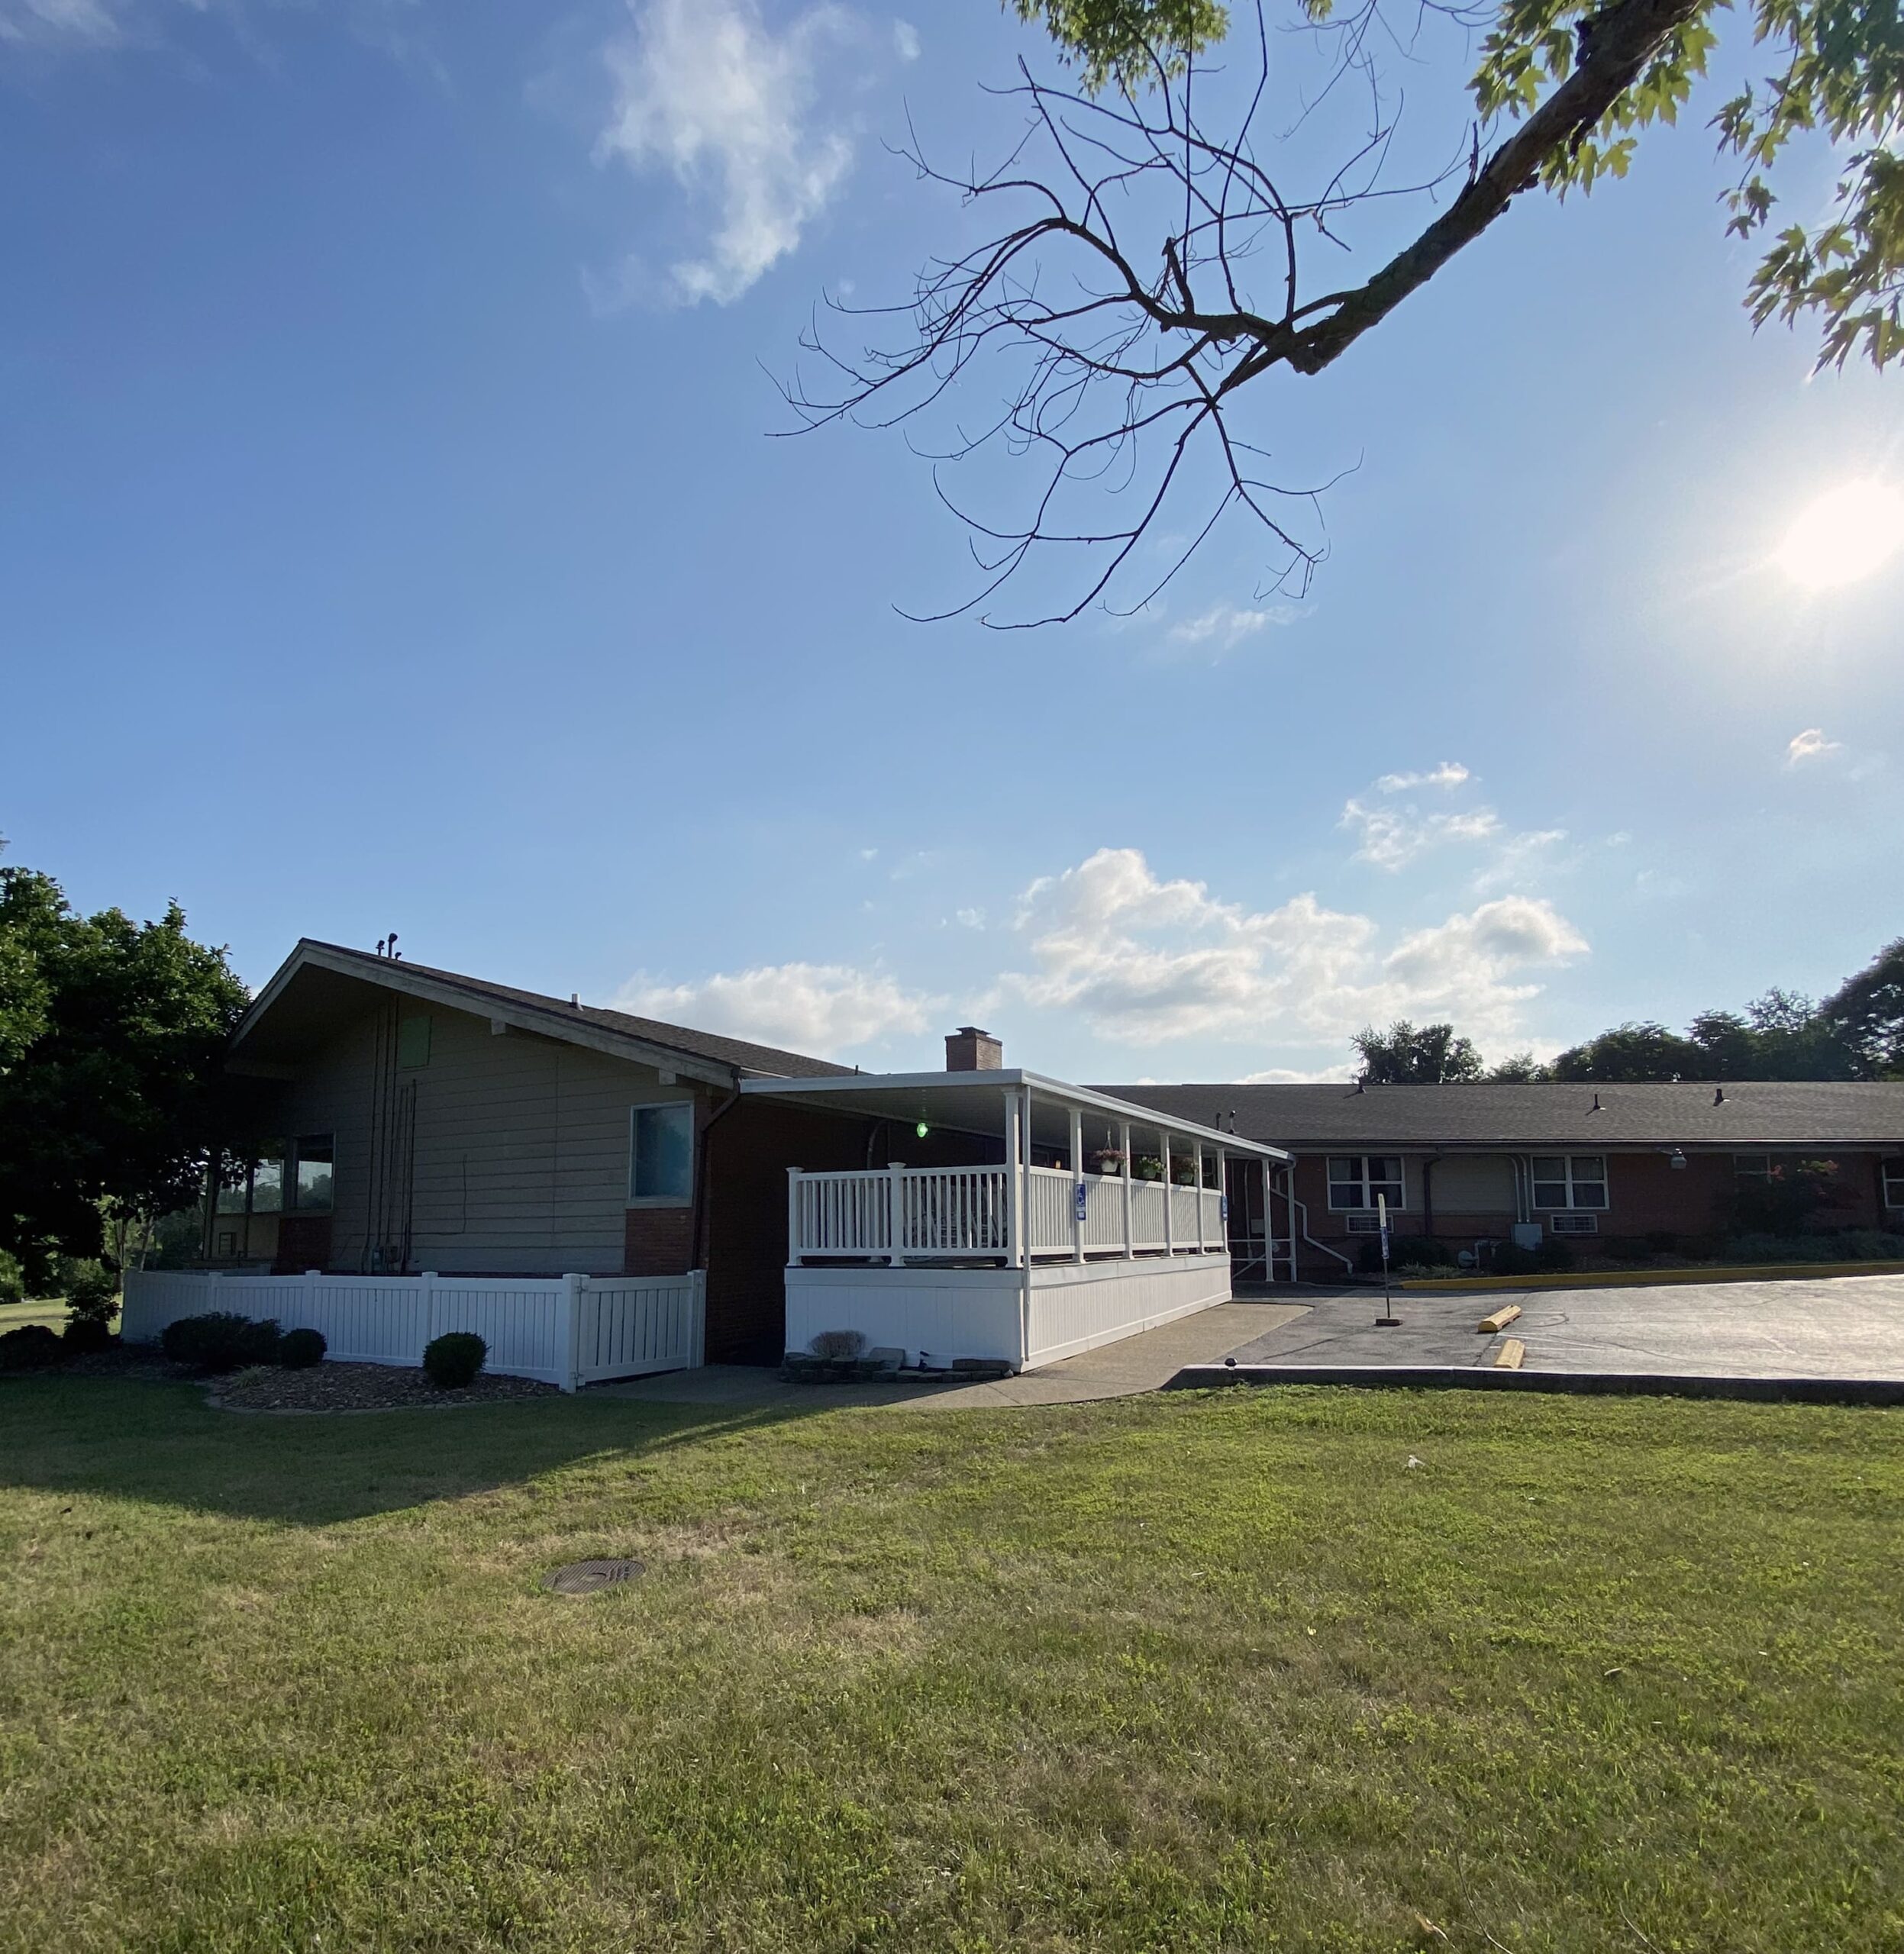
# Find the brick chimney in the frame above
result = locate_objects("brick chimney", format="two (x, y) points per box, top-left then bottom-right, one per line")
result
(944, 1025), (1003, 1072)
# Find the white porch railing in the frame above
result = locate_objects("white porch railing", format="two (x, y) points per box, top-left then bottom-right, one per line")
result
(788, 1163), (1227, 1264)
(121, 1268), (704, 1391)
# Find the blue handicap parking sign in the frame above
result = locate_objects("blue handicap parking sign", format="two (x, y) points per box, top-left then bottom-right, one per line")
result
(1074, 1182), (1089, 1221)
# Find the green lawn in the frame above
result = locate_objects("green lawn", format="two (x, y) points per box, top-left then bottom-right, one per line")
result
(0, 1296), (70, 1336)
(0, 1379), (1898, 1953)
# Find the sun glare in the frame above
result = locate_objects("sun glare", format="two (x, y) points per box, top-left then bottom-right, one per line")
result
(1775, 480), (1904, 589)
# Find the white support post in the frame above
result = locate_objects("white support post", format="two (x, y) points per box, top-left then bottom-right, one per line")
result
(1005, 1088), (1022, 1269)
(560, 1272), (584, 1393)
(786, 1167), (802, 1266)
(1214, 1150), (1226, 1255)
(1161, 1131), (1174, 1256)
(1069, 1104), (1086, 1263)
(1119, 1117), (1133, 1260)
(1192, 1143), (1204, 1251)
(421, 1269), (439, 1346)
(887, 1159), (906, 1266)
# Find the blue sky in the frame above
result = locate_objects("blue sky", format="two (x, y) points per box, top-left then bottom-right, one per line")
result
(3, 0), (1900, 1082)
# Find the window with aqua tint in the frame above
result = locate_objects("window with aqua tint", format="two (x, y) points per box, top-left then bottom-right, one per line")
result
(1532, 1155), (1609, 1210)
(215, 1161), (248, 1215)
(631, 1102), (693, 1201)
(1327, 1155), (1404, 1211)
(396, 1012), (431, 1068)
(292, 1135), (334, 1212)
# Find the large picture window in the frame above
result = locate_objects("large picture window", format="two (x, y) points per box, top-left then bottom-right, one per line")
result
(1883, 1158), (1904, 1211)
(1328, 1156), (1405, 1212)
(216, 1137), (334, 1217)
(630, 1102), (693, 1204)
(1531, 1155), (1609, 1211)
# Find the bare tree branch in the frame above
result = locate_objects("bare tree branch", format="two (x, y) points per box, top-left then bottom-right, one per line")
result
(782, 0), (1704, 625)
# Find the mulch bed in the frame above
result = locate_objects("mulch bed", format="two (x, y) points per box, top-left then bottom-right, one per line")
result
(3, 1344), (556, 1412)
(209, 1361), (557, 1414)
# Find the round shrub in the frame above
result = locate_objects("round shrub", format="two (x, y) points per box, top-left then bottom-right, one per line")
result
(279, 1327), (327, 1370)
(0, 1324), (65, 1372)
(161, 1312), (282, 1373)
(422, 1330), (486, 1390)
(60, 1259), (121, 1324)
(61, 1316), (115, 1354)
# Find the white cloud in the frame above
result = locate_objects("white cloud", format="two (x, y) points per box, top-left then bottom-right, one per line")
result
(954, 907), (985, 930)
(615, 960), (940, 1057)
(1373, 761), (1469, 793)
(1785, 727), (1843, 767)
(1166, 602), (1294, 653)
(1241, 1062), (1360, 1084)
(1341, 796), (1502, 869)
(0, 0), (126, 47)
(892, 18), (918, 60)
(594, 0), (856, 308)
(989, 846), (1586, 1049)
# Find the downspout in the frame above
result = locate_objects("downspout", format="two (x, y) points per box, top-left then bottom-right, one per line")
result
(689, 1075), (745, 1272)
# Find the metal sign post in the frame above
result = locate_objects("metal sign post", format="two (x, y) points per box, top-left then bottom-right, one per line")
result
(1375, 1191), (1401, 1327)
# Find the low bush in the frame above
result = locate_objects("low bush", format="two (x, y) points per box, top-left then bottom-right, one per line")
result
(1486, 1237), (1573, 1276)
(808, 1328), (866, 1359)
(161, 1313), (282, 1373)
(421, 1331), (486, 1390)
(61, 1317), (115, 1354)
(1725, 1230), (1904, 1265)
(279, 1327), (327, 1369)
(1357, 1234), (1454, 1274)
(0, 1324), (65, 1372)
(58, 1259), (121, 1324)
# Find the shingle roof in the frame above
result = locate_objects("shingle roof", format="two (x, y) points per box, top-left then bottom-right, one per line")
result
(1097, 1079), (1904, 1149)
(301, 942), (853, 1081)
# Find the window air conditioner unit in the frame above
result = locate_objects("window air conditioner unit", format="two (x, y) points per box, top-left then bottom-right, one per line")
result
(1344, 1214), (1383, 1234)
(1550, 1213), (1598, 1236)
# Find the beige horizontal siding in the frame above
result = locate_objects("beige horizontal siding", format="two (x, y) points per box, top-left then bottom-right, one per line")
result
(273, 998), (692, 1273)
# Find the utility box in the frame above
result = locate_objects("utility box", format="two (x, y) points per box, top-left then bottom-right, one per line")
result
(1511, 1223), (1544, 1251)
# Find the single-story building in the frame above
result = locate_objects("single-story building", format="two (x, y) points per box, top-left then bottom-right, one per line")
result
(127, 940), (1904, 1385)
(1105, 1079), (1904, 1278)
(161, 940), (1283, 1377)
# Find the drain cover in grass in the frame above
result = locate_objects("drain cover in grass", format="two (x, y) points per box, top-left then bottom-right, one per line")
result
(543, 1558), (643, 1595)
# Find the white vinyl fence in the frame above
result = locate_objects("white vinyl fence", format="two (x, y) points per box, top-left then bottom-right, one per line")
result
(121, 1269), (705, 1392)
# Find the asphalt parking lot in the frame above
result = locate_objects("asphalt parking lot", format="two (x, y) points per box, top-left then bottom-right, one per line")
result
(1218, 1272), (1904, 1382)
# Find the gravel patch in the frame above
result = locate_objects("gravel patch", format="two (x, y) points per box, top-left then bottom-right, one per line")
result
(209, 1361), (557, 1414)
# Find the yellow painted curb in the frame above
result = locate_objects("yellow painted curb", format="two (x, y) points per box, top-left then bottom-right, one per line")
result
(1493, 1338), (1525, 1369)
(1399, 1260), (1904, 1294)
(1477, 1303), (1522, 1333)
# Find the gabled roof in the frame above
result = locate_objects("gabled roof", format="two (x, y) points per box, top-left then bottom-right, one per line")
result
(234, 940), (852, 1086)
(1101, 1079), (1904, 1150)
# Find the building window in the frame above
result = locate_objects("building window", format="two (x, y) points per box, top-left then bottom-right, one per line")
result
(1328, 1156), (1405, 1212)
(1883, 1158), (1904, 1211)
(291, 1135), (334, 1213)
(396, 1011), (432, 1069)
(1531, 1155), (1609, 1211)
(216, 1137), (334, 1218)
(630, 1102), (693, 1204)
(1734, 1154), (1773, 1180)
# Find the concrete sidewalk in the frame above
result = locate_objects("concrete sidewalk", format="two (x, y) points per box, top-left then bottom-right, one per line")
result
(589, 1300), (1309, 1413)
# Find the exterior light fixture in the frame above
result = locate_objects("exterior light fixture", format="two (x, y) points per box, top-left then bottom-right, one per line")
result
(915, 1120), (930, 1139)
(1667, 1148), (1688, 1171)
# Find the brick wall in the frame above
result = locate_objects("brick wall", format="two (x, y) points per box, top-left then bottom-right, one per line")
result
(1286, 1146), (1896, 1275)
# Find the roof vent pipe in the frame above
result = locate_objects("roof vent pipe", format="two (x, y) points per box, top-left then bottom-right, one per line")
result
(1714, 1085), (1726, 1104)
(1591, 1091), (1602, 1112)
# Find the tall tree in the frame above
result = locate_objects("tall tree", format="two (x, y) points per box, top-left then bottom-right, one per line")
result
(1819, 937), (1904, 1078)
(791, 0), (1904, 621)
(1353, 1020), (1484, 1083)
(0, 860), (249, 1283)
